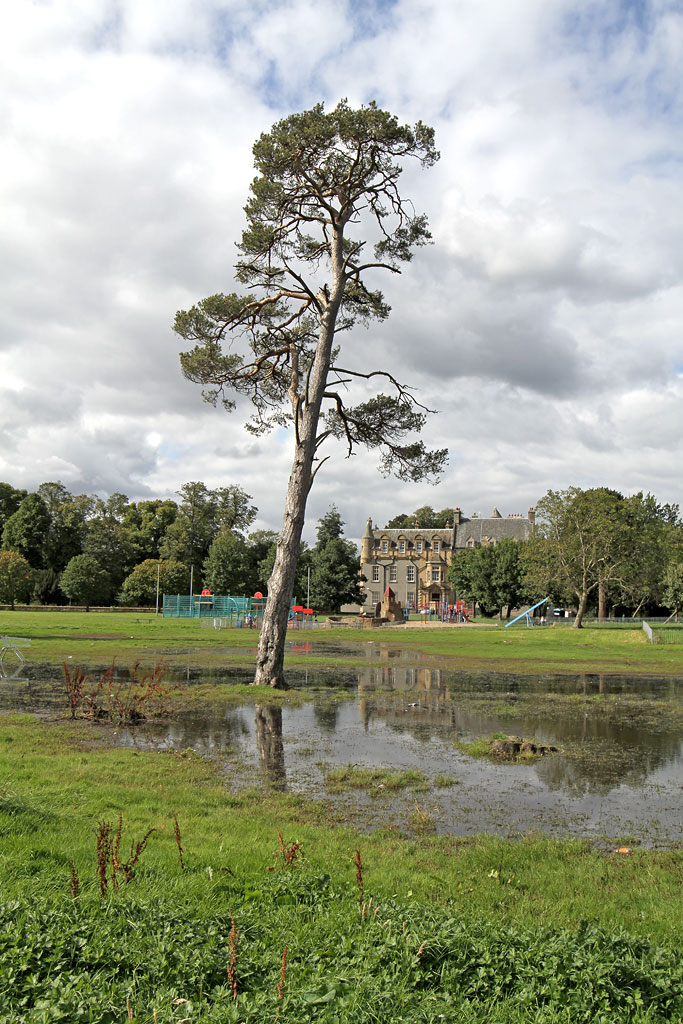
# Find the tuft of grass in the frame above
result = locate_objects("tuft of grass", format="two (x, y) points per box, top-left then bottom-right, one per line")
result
(325, 765), (429, 793)
(408, 804), (437, 835)
(456, 734), (558, 762)
(433, 774), (458, 788)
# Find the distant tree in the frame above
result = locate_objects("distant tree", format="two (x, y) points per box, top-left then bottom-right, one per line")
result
(159, 482), (256, 573)
(2, 493), (50, 569)
(214, 486), (257, 533)
(0, 551), (32, 608)
(203, 529), (251, 596)
(174, 100), (445, 686)
(60, 555), (110, 610)
(616, 494), (681, 617)
(525, 488), (629, 628)
(314, 506), (345, 548)
(159, 482), (216, 570)
(309, 507), (364, 612)
(386, 506), (456, 529)
(124, 499), (178, 564)
(121, 559), (189, 606)
(384, 512), (414, 529)
(82, 494), (136, 602)
(447, 539), (527, 618)
(35, 482), (93, 602)
(448, 547), (478, 607)
(492, 537), (529, 618)
(0, 483), (27, 538)
(258, 539), (313, 606)
(245, 530), (279, 594)
(662, 560), (683, 617)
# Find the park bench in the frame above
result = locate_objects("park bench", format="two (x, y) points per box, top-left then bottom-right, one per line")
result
(0, 635), (31, 665)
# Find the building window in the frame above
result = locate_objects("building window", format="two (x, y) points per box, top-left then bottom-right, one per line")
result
(381, 539), (388, 554)
(389, 566), (397, 583)
(432, 566), (441, 582)
(399, 540), (405, 554)
(371, 591), (380, 604)
(416, 541), (423, 554)
(407, 591), (415, 607)
(433, 540), (440, 554)
(406, 565), (416, 583)
(372, 565), (380, 583)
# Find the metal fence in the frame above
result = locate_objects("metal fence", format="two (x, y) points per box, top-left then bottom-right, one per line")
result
(162, 595), (252, 620)
(643, 621), (683, 644)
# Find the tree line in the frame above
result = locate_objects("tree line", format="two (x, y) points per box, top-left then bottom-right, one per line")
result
(0, 481), (362, 612)
(440, 488), (682, 627)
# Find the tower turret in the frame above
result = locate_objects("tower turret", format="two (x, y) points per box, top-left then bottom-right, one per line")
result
(361, 517), (374, 562)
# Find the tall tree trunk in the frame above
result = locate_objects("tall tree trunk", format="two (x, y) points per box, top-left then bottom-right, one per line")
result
(252, 437), (315, 687)
(253, 221), (346, 687)
(573, 590), (588, 628)
(598, 578), (606, 620)
(253, 268), (342, 686)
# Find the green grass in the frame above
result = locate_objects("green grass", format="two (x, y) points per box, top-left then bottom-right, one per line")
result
(2, 713), (683, 1021)
(2, 609), (683, 674)
(455, 734), (558, 762)
(324, 765), (429, 793)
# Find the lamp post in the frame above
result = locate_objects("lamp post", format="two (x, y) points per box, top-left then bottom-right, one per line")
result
(155, 560), (161, 616)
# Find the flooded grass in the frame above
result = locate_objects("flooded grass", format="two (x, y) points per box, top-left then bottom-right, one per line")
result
(4, 609), (683, 676)
(455, 734), (559, 762)
(2, 650), (683, 846)
(324, 765), (429, 794)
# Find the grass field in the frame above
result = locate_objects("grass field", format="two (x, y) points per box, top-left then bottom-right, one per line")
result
(2, 713), (683, 1022)
(2, 611), (683, 1021)
(1, 609), (682, 675)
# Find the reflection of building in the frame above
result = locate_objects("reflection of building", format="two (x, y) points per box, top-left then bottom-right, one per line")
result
(360, 507), (534, 611)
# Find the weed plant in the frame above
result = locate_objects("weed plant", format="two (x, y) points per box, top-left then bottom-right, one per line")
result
(1, 866), (682, 1022)
(64, 660), (173, 722)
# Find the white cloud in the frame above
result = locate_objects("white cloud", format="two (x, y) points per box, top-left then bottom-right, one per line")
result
(1, 0), (682, 543)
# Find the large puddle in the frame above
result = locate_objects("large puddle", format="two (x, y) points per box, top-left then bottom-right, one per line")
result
(2, 658), (682, 845)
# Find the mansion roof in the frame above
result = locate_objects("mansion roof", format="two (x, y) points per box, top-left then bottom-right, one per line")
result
(363, 509), (532, 552)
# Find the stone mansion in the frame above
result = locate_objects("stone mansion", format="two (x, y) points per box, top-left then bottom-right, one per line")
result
(360, 506), (534, 612)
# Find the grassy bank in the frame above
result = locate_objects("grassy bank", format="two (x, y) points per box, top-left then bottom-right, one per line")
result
(2, 610), (683, 674)
(1, 713), (683, 1022)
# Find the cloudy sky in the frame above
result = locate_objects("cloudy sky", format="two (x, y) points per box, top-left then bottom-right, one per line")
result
(2, 0), (682, 541)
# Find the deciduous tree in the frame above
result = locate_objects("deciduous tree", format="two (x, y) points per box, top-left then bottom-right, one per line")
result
(60, 554), (110, 610)
(309, 506), (364, 613)
(1, 493), (50, 569)
(525, 488), (626, 628)
(0, 551), (32, 608)
(121, 559), (189, 606)
(83, 494), (136, 602)
(175, 100), (446, 686)
(203, 529), (251, 596)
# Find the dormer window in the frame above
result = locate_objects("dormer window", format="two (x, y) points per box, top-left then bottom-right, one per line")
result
(381, 539), (388, 554)
(466, 537), (475, 548)
(433, 540), (440, 555)
(416, 540), (423, 554)
(399, 539), (406, 554)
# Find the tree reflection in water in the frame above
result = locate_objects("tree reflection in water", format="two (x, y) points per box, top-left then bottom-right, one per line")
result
(254, 704), (286, 790)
